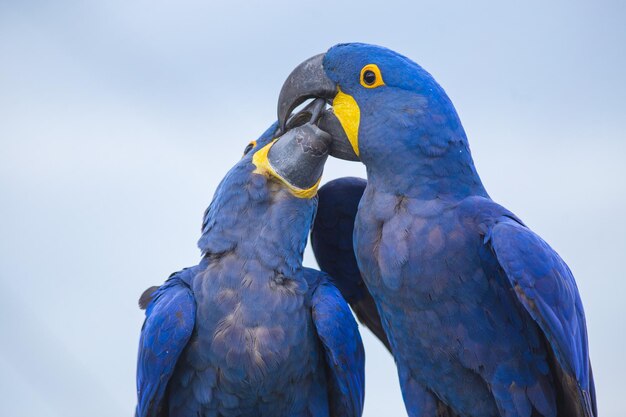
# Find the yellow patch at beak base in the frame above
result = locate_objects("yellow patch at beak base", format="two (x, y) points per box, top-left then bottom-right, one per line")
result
(252, 140), (321, 199)
(332, 88), (360, 157)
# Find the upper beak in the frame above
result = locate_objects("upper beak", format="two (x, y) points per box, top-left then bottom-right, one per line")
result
(277, 54), (336, 131)
(277, 53), (359, 161)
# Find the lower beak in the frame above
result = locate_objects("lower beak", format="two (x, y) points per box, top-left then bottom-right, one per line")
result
(266, 123), (331, 192)
(277, 53), (359, 161)
(318, 109), (360, 161)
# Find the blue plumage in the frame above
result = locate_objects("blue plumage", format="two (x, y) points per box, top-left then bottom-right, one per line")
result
(312, 177), (390, 351)
(310, 274), (365, 417)
(136, 268), (197, 417)
(489, 217), (595, 415)
(135, 123), (364, 417)
(304, 43), (595, 416)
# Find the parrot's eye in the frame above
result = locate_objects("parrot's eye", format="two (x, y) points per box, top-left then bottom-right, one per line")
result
(243, 141), (256, 156)
(360, 64), (385, 89)
(363, 70), (376, 85)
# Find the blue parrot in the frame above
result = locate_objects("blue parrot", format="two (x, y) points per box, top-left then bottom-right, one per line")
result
(278, 44), (596, 417)
(135, 120), (364, 417)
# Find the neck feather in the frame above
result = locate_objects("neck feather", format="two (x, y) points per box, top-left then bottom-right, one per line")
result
(198, 164), (316, 274)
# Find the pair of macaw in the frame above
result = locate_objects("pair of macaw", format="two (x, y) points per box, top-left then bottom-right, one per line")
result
(136, 43), (596, 417)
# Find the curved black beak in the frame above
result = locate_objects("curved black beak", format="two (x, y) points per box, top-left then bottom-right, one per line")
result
(277, 53), (359, 161)
(267, 123), (331, 191)
(278, 54), (336, 131)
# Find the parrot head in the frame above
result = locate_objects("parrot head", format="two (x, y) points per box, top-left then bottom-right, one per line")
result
(277, 43), (477, 195)
(198, 116), (333, 258)
(198, 113), (332, 274)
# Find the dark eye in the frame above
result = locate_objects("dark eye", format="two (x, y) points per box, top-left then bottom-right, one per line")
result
(363, 70), (376, 85)
(243, 142), (254, 155)
(360, 64), (384, 88)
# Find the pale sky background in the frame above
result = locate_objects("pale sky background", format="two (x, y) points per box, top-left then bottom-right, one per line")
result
(1, 1), (625, 416)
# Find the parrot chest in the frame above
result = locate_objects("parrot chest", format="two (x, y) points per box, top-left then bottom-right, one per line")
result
(169, 257), (326, 416)
(355, 190), (472, 295)
(355, 191), (506, 343)
(355, 191), (552, 415)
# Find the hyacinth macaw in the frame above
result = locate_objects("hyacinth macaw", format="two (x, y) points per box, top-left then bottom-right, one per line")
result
(135, 120), (364, 417)
(278, 43), (596, 417)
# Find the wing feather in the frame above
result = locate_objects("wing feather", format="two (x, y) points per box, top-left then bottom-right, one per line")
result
(136, 272), (196, 417)
(311, 277), (365, 417)
(312, 177), (391, 351)
(489, 218), (596, 417)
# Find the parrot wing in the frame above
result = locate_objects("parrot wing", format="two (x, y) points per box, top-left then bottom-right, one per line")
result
(488, 217), (596, 417)
(136, 269), (197, 417)
(311, 177), (391, 351)
(310, 272), (365, 417)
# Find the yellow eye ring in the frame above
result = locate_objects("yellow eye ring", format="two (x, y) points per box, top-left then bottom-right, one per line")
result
(360, 64), (385, 88)
(243, 140), (256, 157)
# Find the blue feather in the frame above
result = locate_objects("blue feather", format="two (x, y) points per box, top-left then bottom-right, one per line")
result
(308, 269), (365, 417)
(312, 177), (392, 351)
(136, 270), (196, 417)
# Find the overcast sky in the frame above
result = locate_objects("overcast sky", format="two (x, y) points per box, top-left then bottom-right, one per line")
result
(1, 1), (625, 416)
